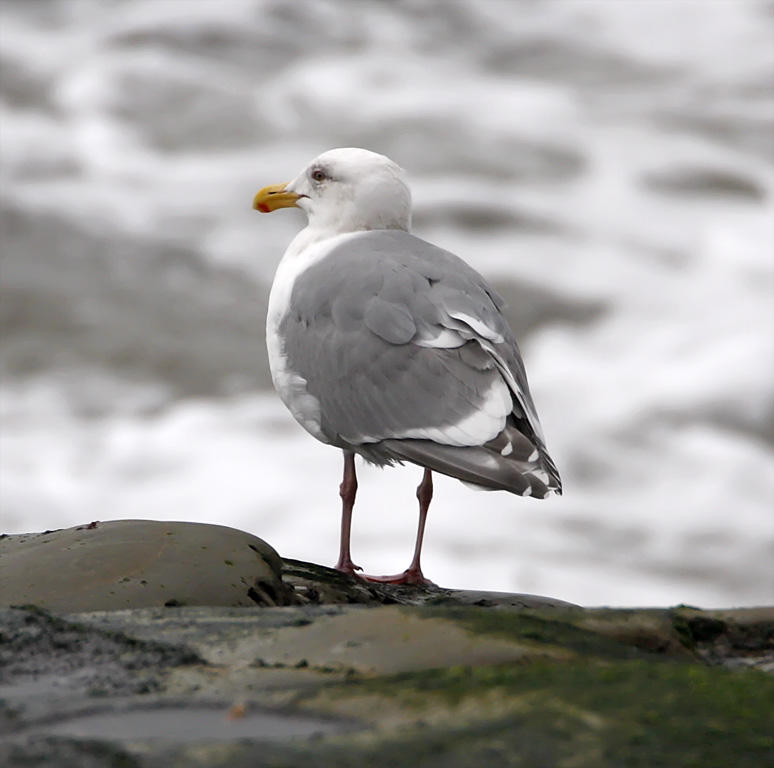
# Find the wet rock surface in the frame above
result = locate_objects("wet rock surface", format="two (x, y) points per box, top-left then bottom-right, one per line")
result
(0, 521), (293, 611)
(1, 521), (773, 767)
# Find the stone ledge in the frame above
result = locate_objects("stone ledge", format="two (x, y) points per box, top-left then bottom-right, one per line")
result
(2, 520), (772, 767)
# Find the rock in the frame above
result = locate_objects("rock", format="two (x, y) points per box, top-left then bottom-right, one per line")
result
(1, 602), (772, 768)
(282, 557), (578, 609)
(0, 520), (294, 611)
(0, 520), (577, 614)
(1, 521), (772, 767)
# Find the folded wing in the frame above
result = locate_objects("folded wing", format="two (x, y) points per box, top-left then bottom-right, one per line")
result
(279, 230), (561, 497)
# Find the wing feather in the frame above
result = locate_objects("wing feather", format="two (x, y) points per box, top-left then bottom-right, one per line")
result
(279, 229), (561, 494)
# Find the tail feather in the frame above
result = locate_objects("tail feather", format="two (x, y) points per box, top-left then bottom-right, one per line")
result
(381, 431), (561, 499)
(486, 414), (562, 494)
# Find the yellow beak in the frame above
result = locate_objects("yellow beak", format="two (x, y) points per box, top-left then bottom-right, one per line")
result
(252, 183), (301, 213)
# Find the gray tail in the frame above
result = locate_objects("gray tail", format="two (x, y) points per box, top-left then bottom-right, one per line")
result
(381, 417), (562, 499)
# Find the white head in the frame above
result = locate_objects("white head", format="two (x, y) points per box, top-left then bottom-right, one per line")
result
(254, 148), (412, 236)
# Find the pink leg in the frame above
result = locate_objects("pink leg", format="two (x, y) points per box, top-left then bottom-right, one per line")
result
(334, 451), (362, 574)
(366, 469), (436, 586)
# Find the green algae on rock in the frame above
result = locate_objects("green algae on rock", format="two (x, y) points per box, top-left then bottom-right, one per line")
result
(283, 660), (774, 768)
(2, 522), (772, 768)
(1, 600), (773, 767)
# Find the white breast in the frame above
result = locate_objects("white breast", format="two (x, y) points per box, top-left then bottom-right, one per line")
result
(266, 230), (363, 442)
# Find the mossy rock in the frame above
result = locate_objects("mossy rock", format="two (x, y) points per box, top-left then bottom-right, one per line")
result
(1, 523), (772, 768)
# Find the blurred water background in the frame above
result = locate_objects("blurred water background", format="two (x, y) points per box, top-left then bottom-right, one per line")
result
(1, 0), (772, 607)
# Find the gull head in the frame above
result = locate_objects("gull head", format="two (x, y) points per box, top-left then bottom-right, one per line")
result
(254, 148), (412, 236)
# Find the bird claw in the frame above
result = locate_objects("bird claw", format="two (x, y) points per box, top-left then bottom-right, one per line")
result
(361, 569), (436, 587)
(334, 559), (363, 576)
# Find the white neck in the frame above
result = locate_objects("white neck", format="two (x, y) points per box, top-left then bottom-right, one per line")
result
(284, 225), (337, 261)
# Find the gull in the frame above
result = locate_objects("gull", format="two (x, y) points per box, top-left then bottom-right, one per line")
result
(253, 148), (561, 585)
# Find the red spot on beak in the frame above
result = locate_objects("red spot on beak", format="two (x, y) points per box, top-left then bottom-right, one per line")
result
(256, 202), (270, 213)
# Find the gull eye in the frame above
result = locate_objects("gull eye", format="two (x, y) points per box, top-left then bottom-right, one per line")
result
(311, 169), (327, 182)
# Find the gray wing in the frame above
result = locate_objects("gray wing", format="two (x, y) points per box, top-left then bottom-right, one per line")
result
(280, 229), (561, 497)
